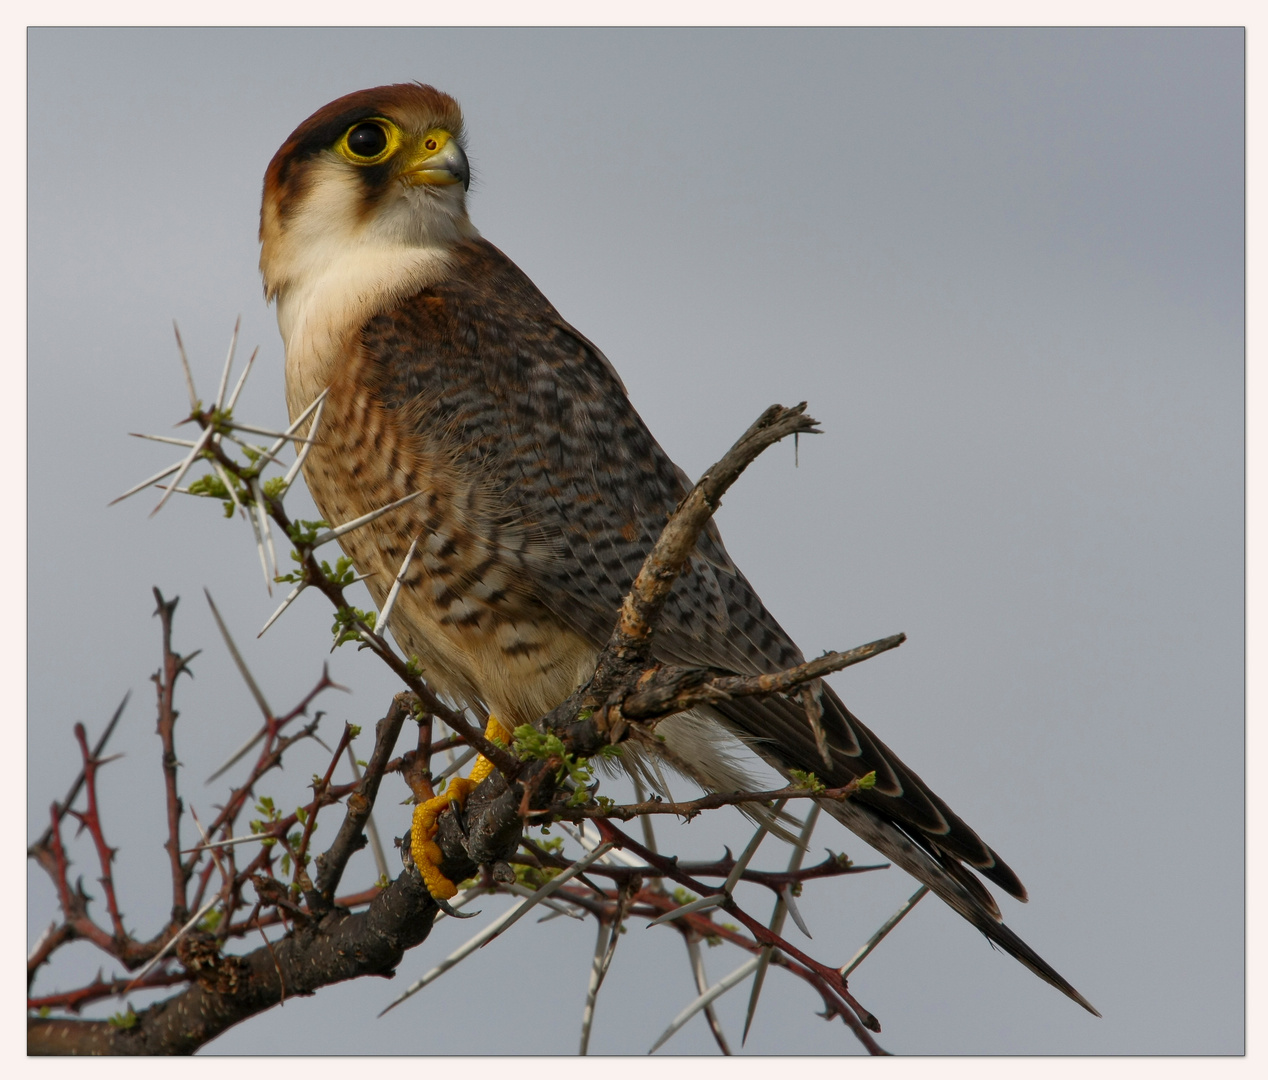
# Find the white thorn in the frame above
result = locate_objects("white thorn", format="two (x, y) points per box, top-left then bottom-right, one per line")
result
(222, 421), (323, 442)
(377, 535), (419, 639)
(310, 491), (423, 550)
(205, 723), (267, 784)
(480, 842), (616, 947)
(839, 884), (931, 979)
(212, 461), (245, 520)
(742, 803), (820, 1044)
(257, 582), (306, 639)
(273, 388), (327, 456)
(561, 821), (649, 870)
(723, 803), (782, 895)
(579, 918), (613, 1055)
(109, 460), (183, 506)
(433, 748), (477, 781)
(173, 321), (198, 412)
(378, 894), (528, 1014)
(187, 806), (232, 886)
(630, 773), (660, 856)
(780, 884), (812, 939)
(129, 432), (199, 448)
(648, 956), (760, 1054)
(27, 922), (58, 966)
(241, 485), (272, 592)
(281, 391), (327, 487)
(686, 936), (732, 1053)
(180, 830), (272, 853)
(214, 317), (240, 411)
(248, 478), (278, 582)
(150, 424), (215, 517)
(125, 893), (220, 991)
(204, 589), (273, 721)
(250, 388), (327, 474)
(645, 893), (724, 927)
(500, 882), (586, 920)
(225, 345), (258, 413)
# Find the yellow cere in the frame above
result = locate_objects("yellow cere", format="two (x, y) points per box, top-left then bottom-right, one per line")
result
(410, 716), (513, 901)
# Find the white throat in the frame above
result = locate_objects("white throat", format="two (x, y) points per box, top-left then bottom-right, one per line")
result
(264, 161), (478, 419)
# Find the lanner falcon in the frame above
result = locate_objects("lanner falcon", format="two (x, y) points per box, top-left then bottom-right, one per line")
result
(259, 83), (1096, 1015)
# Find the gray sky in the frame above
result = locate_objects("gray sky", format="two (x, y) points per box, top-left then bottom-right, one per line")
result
(27, 28), (1243, 1055)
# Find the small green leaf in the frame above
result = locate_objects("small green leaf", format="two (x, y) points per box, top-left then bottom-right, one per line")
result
(788, 768), (826, 794)
(107, 1006), (139, 1030)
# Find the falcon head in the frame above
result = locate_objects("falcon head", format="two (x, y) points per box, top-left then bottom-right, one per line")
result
(259, 83), (475, 305)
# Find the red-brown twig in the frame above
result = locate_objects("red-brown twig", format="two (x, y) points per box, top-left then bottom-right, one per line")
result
(26, 923), (74, 987)
(191, 667), (340, 866)
(28, 692), (129, 856)
(70, 724), (127, 941)
(151, 589), (192, 923)
(45, 805), (77, 929)
(591, 817), (885, 1051)
(539, 879), (888, 1053)
(292, 723), (357, 896)
(28, 970), (191, 1015)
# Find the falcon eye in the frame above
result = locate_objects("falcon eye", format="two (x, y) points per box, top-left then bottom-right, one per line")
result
(346, 122), (388, 159)
(335, 118), (401, 166)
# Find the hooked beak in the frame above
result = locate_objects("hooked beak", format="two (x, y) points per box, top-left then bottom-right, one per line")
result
(402, 130), (470, 191)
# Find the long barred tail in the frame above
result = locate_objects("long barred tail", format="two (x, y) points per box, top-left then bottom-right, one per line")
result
(820, 794), (1099, 1015)
(709, 683), (1099, 1016)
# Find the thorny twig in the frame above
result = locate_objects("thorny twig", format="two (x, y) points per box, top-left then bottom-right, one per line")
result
(152, 589), (194, 925)
(28, 692), (129, 855)
(69, 724), (127, 941)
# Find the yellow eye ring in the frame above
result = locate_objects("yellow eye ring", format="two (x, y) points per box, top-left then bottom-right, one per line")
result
(335, 119), (402, 165)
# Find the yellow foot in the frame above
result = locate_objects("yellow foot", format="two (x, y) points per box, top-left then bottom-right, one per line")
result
(411, 716), (513, 903)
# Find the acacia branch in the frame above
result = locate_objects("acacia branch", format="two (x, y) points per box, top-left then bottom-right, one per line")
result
(544, 780), (873, 823)
(27, 872), (444, 1055)
(612, 402), (820, 656)
(620, 634), (906, 722)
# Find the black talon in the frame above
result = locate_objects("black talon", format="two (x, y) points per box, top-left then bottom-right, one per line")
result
(452, 802), (470, 840)
(435, 896), (480, 919)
